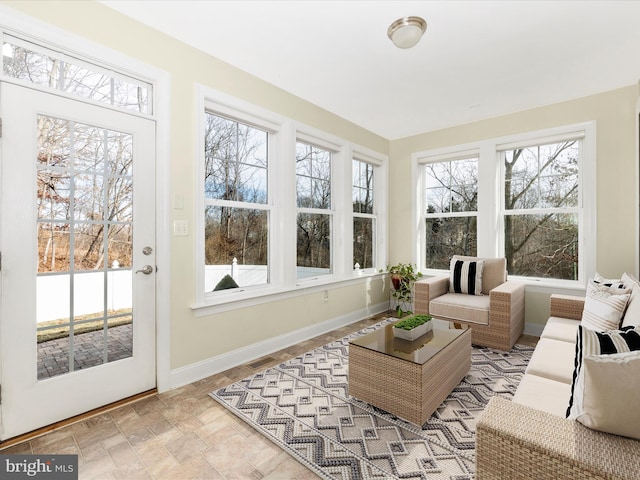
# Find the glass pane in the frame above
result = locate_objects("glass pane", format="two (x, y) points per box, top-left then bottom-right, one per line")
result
(74, 123), (104, 172)
(352, 160), (374, 214)
(74, 223), (105, 271)
(73, 322), (106, 372)
(3, 38), (150, 113)
(107, 130), (133, 176)
(505, 141), (579, 210)
(297, 213), (331, 278)
(37, 328), (71, 380)
(204, 112), (268, 203)
(425, 157), (477, 214)
(296, 142), (331, 210)
(37, 116), (70, 168)
(505, 213), (578, 280)
(74, 173), (104, 221)
(353, 217), (374, 269)
(107, 312), (133, 363)
(37, 223), (70, 273)
(73, 272), (105, 322)
(108, 224), (133, 269)
(37, 170), (71, 221)
(425, 216), (477, 269)
(205, 206), (269, 290)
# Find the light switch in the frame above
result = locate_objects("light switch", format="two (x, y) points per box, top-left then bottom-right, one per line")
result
(173, 220), (188, 236)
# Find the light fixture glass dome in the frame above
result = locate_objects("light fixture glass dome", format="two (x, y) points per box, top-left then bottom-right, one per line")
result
(387, 16), (427, 49)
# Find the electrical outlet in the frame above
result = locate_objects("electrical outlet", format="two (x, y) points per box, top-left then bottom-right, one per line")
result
(322, 290), (329, 303)
(173, 220), (188, 236)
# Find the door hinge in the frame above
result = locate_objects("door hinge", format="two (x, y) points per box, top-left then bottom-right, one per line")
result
(0, 118), (3, 138)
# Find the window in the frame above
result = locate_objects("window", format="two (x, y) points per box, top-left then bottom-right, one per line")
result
(296, 142), (332, 279)
(423, 156), (478, 269)
(502, 139), (580, 280)
(204, 112), (270, 291)
(196, 86), (389, 310)
(2, 34), (151, 114)
(352, 159), (376, 270)
(414, 123), (594, 287)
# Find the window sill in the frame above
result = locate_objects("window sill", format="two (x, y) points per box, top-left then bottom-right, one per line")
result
(191, 271), (386, 317)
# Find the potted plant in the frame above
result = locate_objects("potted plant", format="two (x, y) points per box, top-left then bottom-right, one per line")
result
(387, 263), (423, 317)
(393, 314), (433, 341)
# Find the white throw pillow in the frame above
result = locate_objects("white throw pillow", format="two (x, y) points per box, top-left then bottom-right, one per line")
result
(621, 272), (640, 328)
(449, 258), (484, 296)
(567, 325), (640, 421)
(576, 351), (640, 440)
(581, 280), (630, 331)
(593, 272), (627, 290)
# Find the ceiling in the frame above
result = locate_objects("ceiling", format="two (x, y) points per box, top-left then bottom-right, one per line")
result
(99, 0), (640, 140)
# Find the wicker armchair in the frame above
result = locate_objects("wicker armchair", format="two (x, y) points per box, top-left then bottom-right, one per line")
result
(414, 256), (524, 351)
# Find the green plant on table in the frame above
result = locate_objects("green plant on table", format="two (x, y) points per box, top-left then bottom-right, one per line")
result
(387, 262), (423, 317)
(393, 314), (432, 330)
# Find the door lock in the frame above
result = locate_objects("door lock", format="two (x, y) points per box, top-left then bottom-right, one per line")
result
(136, 265), (154, 275)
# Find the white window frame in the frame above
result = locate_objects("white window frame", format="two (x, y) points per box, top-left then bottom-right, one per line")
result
(352, 152), (383, 273)
(194, 86), (389, 313)
(413, 122), (596, 291)
(418, 152), (480, 270)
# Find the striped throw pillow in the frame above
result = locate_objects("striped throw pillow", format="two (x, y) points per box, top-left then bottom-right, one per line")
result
(449, 258), (484, 296)
(567, 325), (640, 420)
(581, 280), (630, 331)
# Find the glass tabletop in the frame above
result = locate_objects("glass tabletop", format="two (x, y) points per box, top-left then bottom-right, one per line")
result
(349, 319), (469, 365)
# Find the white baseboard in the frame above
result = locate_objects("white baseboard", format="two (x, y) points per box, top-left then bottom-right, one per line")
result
(168, 301), (389, 390)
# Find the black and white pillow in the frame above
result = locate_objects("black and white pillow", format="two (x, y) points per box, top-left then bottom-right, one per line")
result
(567, 325), (640, 419)
(449, 258), (484, 296)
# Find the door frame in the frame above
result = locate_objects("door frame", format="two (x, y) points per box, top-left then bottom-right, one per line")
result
(0, 7), (171, 405)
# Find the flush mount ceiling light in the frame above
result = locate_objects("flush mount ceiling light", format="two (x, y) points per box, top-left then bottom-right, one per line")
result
(387, 16), (427, 49)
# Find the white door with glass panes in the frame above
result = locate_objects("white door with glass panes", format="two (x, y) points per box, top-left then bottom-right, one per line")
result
(0, 83), (156, 439)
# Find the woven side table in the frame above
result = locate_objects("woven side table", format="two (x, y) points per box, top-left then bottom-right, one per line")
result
(349, 319), (471, 426)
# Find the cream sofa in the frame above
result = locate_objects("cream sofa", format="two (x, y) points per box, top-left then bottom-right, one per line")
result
(476, 294), (640, 480)
(414, 256), (525, 351)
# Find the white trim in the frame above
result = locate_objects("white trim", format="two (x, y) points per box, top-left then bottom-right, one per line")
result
(0, 5), (172, 393)
(636, 94), (640, 277)
(169, 300), (389, 389)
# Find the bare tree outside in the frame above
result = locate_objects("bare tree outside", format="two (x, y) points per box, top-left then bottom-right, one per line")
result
(424, 158), (478, 269)
(353, 160), (375, 269)
(296, 142), (331, 275)
(204, 113), (269, 287)
(504, 141), (579, 280)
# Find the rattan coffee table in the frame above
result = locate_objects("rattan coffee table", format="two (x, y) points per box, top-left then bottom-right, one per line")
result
(349, 319), (471, 425)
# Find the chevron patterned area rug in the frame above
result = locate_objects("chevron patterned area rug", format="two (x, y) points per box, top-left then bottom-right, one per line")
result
(211, 318), (533, 480)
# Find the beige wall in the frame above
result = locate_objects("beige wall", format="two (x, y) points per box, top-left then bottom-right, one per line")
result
(2, 1), (390, 374)
(389, 86), (639, 329)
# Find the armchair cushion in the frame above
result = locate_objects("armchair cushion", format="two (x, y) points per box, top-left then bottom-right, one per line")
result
(449, 257), (484, 295)
(430, 293), (490, 325)
(450, 255), (506, 294)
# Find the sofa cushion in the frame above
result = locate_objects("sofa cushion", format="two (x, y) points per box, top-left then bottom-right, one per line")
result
(512, 373), (573, 417)
(574, 351), (640, 440)
(429, 293), (490, 325)
(540, 316), (580, 343)
(525, 337), (576, 384)
(581, 280), (630, 331)
(567, 325), (640, 419)
(621, 272), (640, 328)
(449, 257), (484, 295)
(451, 255), (506, 295)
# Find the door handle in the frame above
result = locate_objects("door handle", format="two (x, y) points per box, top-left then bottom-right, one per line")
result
(136, 265), (154, 275)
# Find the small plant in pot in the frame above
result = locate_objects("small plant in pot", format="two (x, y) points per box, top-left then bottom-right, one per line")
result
(393, 314), (433, 341)
(387, 263), (423, 317)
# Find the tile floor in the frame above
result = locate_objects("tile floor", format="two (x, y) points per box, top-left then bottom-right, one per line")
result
(2, 314), (539, 480)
